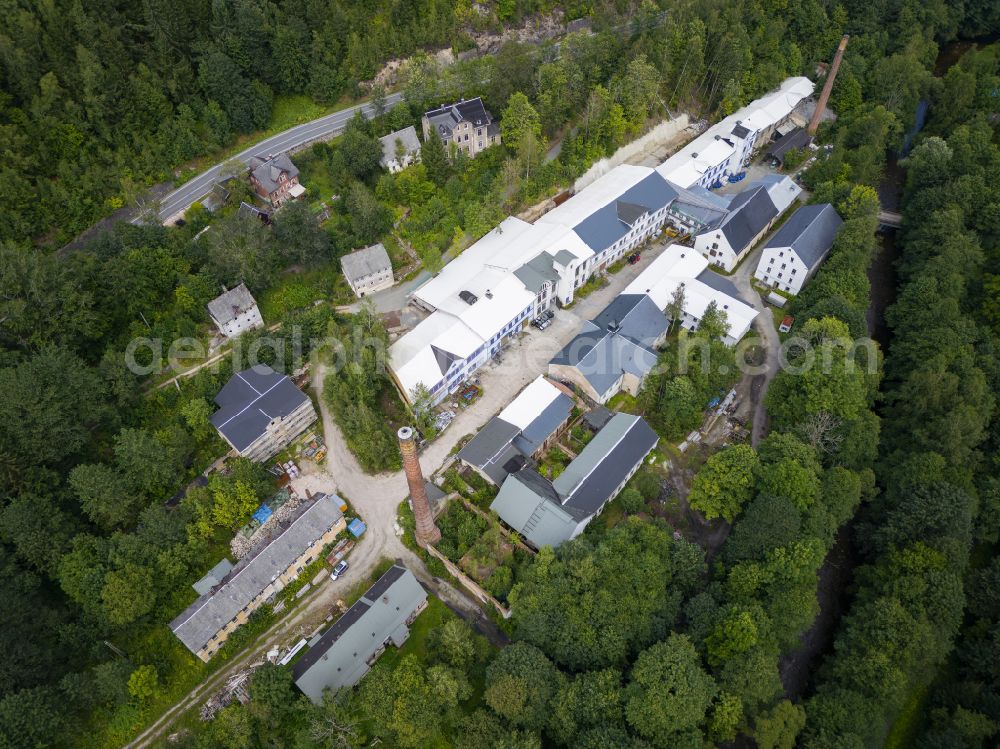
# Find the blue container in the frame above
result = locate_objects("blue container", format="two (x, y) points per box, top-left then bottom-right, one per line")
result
(347, 518), (367, 538)
(252, 503), (273, 525)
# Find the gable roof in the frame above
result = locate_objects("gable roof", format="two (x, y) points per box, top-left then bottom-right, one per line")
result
(292, 564), (427, 703)
(765, 203), (844, 269)
(341, 243), (391, 282)
(207, 283), (258, 326)
(715, 183), (779, 252)
(170, 494), (344, 655)
(249, 153), (299, 194)
(210, 365), (311, 452)
(550, 295), (667, 396)
(765, 127), (811, 162)
(379, 126), (420, 165)
(489, 413), (659, 548)
(458, 376), (574, 483)
(568, 171), (678, 253)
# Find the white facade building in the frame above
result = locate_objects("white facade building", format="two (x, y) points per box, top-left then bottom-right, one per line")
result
(207, 283), (264, 338)
(754, 203), (844, 295)
(692, 175), (802, 272)
(657, 77), (815, 190)
(625, 245), (759, 345)
(342, 243), (394, 297)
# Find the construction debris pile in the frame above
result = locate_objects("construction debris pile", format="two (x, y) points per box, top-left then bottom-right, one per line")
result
(199, 660), (265, 721)
(230, 488), (306, 559)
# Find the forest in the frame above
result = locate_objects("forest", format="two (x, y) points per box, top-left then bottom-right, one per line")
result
(1, 0), (999, 747)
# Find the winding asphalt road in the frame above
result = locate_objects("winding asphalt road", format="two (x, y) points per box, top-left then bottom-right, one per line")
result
(141, 92), (404, 224)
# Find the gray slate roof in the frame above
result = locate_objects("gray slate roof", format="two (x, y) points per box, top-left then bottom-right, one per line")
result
(573, 172), (679, 252)
(765, 203), (844, 269)
(550, 295), (666, 397)
(695, 268), (742, 300)
(556, 413), (659, 514)
(490, 413), (658, 548)
(715, 182), (779, 252)
(456, 418), (521, 484)
(210, 365), (311, 452)
(514, 252), (561, 293)
(170, 494), (344, 655)
(765, 127), (811, 162)
(207, 283), (259, 326)
(249, 153), (299, 194)
(425, 97), (494, 139)
(457, 390), (573, 484)
(292, 565), (427, 703)
(379, 126), (421, 165)
(341, 243), (392, 283)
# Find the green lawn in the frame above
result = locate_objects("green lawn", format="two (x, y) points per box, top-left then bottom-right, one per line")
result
(257, 263), (353, 319)
(607, 391), (639, 413)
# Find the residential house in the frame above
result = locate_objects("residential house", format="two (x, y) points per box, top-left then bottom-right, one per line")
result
(341, 243), (393, 297)
(248, 153), (306, 207)
(379, 126), (421, 173)
(422, 97), (499, 156)
(457, 376), (575, 485)
(754, 203), (843, 295)
(624, 244), (759, 346)
(549, 294), (668, 404)
(207, 283), (264, 338)
(210, 365), (318, 462)
(292, 564), (428, 702)
(693, 175), (801, 272)
(489, 413), (659, 549)
(657, 77), (815, 189)
(170, 493), (346, 661)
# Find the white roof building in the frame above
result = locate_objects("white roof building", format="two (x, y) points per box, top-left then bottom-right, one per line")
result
(625, 244), (759, 345)
(657, 77), (815, 189)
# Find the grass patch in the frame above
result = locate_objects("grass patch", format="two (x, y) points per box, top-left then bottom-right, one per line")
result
(268, 94), (333, 131)
(257, 263), (351, 319)
(606, 391), (639, 413)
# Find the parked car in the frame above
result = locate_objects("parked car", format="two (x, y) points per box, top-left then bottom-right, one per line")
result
(628, 253), (641, 264)
(543, 309), (555, 320)
(531, 317), (551, 330)
(331, 560), (349, 580)
(435, 410), (456, 431)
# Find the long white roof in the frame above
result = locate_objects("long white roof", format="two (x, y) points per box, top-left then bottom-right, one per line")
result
(498, 376), (564, 431)
(657, 77), (814, 188)
(625, 244), (759, 341)
(537, 164), (652, 229)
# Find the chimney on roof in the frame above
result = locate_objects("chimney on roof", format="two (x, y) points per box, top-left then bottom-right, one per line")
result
(808, 35), (849, 137)
(398, 427), (440, 547)
(607, 318), (620, 333)
(485, 289), (493, 299)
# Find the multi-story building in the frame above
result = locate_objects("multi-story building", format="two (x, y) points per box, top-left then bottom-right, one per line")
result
(754, 203), (843, 295)
(422, 97), (500, 157)
(248, 152), (306, 207)
(170, 493), (346, 661)
(207, 283), (264, 338)
(489, 413), (659, 549)
(210, 365), (318, 462)
(292, 564), (428, 702)
(657, 77), (815, 189)
(624, 244), (760, 346)
(341, 243), (394, 297)
(692, 175), (801, 272)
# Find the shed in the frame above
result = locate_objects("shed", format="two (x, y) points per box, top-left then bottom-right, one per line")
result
(347, 518), (367, 537)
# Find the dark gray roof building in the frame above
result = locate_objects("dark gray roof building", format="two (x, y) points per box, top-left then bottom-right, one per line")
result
(490, 413), (659, 548)
(211, 365), (317, 459)
(764, 203), (844, 270)
(572, 172), (679, 253)
(292, 564), (428, 703)
(248, 153), (299, 195)
(715, 183), (780, 253)
(765, 127), (812, 165)
(549, 295), (667, 403)
(424, 97), (495, 139)
(457, 376), (574, 485)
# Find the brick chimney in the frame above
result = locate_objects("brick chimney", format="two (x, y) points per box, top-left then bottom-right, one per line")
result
(808, 35), (849, 137)
(397, 427), (441, 547)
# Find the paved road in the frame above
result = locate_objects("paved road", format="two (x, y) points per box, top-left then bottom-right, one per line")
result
(141, 92), (404, 224)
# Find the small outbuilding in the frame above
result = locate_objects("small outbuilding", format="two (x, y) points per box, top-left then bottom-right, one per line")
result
(379, 126), (421, 173)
